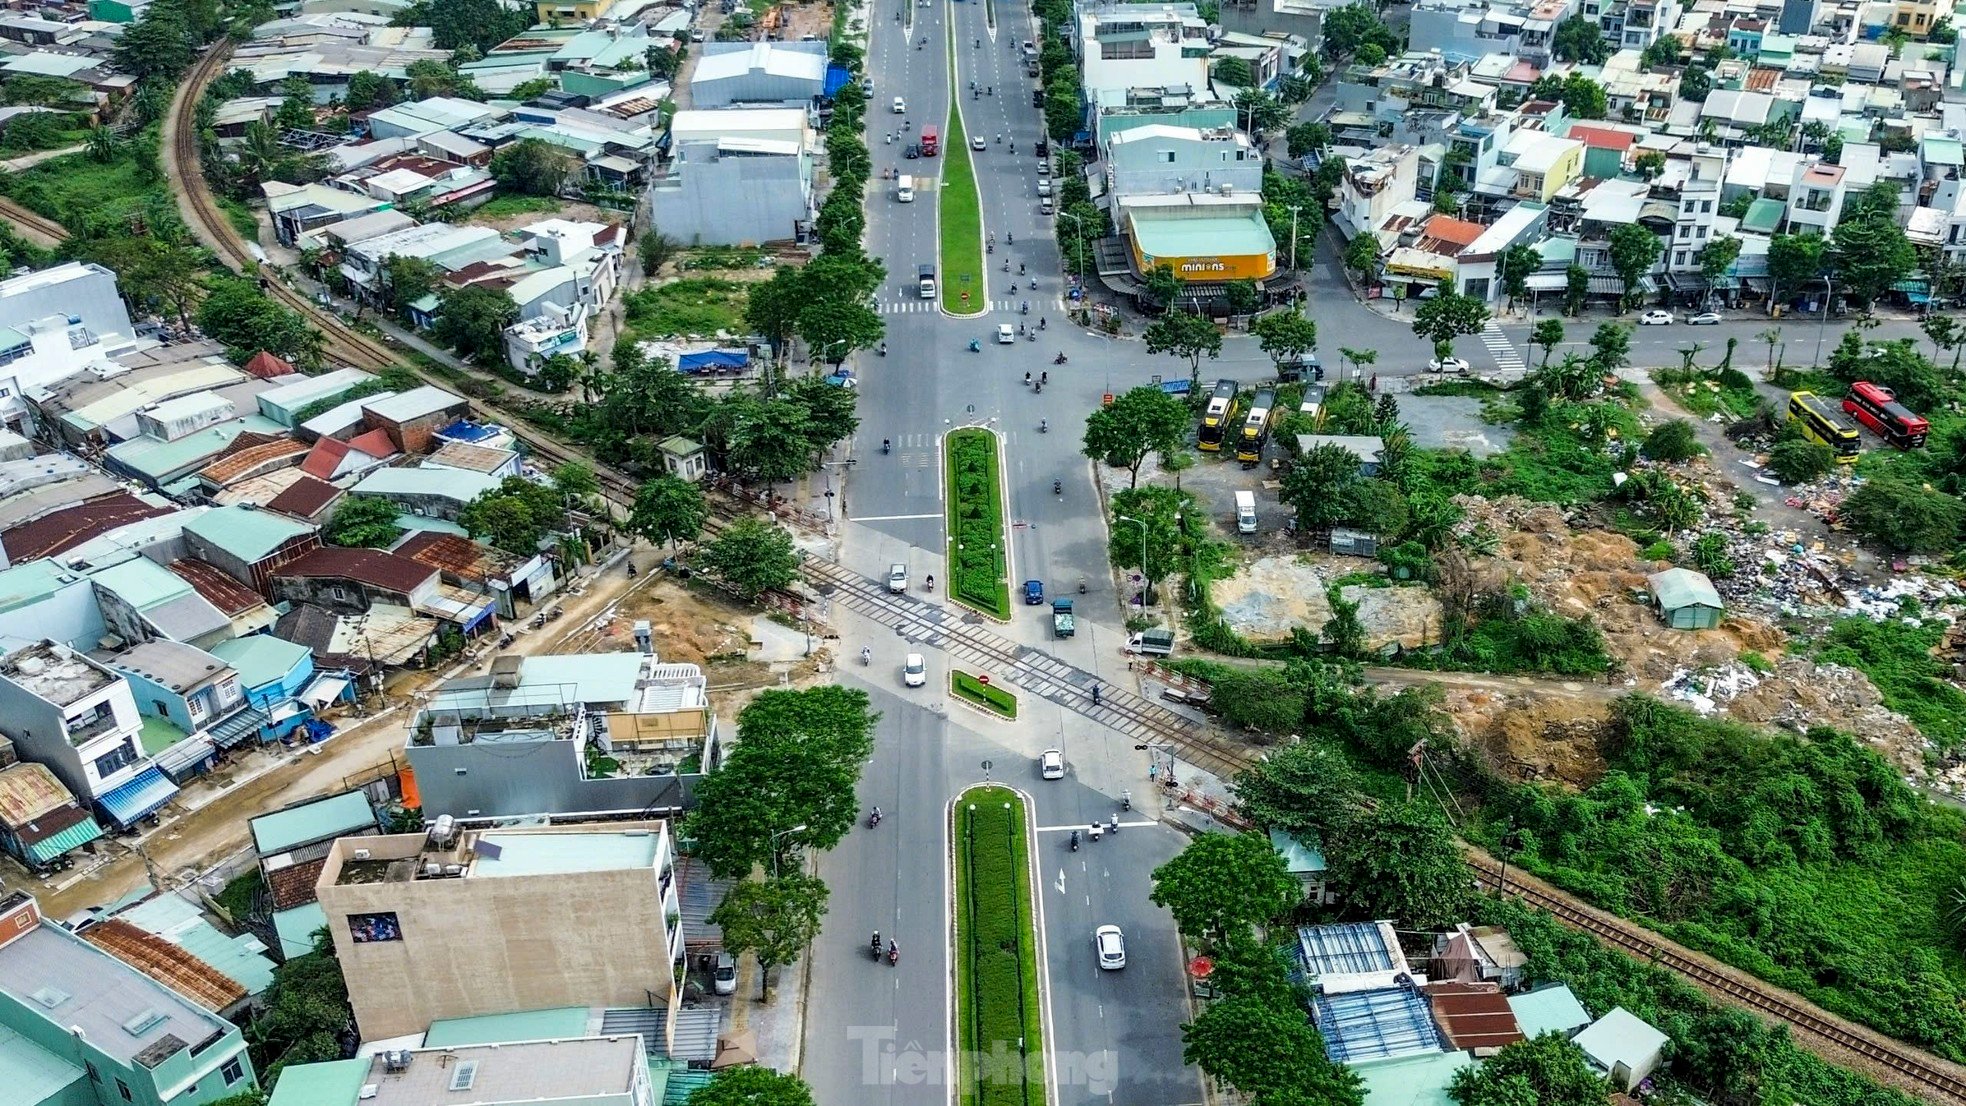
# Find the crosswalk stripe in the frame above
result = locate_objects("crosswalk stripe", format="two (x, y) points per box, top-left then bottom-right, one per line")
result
(1481, 321), (1528, 373)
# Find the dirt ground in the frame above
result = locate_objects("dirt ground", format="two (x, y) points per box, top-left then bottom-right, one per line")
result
(465, 199), (626, 235)
(1212, 555), (1335, 643)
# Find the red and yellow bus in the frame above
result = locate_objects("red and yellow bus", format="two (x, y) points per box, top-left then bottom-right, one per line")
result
(1843, 380), (1928, 450)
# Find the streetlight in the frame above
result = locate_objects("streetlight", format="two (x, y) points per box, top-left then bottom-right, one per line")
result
(1812, 275), (1835, 368)
(1115, 514), (1150, 609)
(770, 823), (808, 879)
(1059, 211), (1087, 276)
(1287, 204), (1303, 273)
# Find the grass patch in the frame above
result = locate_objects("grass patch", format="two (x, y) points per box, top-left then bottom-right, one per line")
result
(0, 144), (162, 230)
(1411, 378), (1504, 399)
(951, 671), (1018, 718)
(214, 871), (263, 924)
(1810, 617), (1966, 754)
(953, 786), (1045, 1106)
(217, 196), (259, 242)
(939, 75), (986, 316)
(622, 277), (749, 339)
(1652, 366), (1766, 421)
(468, 193), (564, 221)
(681, 245), (768, 271)
(1410, 396), (1643, 507)
(946, 428), (1011, 618)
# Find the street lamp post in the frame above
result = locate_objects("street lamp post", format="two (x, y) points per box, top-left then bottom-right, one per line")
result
(1059, 211), (1087, 276)
(1287, 204), (1303, 273)
(1115, 514), (1150, 609)
(1813, 275), (1835, 367)
(769, 823), (808, 879)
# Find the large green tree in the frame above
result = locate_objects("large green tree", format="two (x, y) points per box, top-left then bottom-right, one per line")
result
(1324, 800), (1469, 928)
(628, 475), (708, 547)
(490, 137), (576, 197)
(1232, 733), (1363, 844)
(1830, 206), (1917, 309)
(323, 496), (402, 548)
(1840, 476), (1964, 553)
(710, 874), (830, 1000)
(1252, 308), (1319, 371)
(695, 516), (801, 600)
(458, 477), (565, 555)
(1183, 995), (1363, 1106)
(687, 1067), (818, 1106)
(1082, 385), (1191, 488)
(1143, 312), (1224, 385)
(1767, 232), (1826, 305)
(434, 285), (520, 363)
(396, 0), (531, 53)
(1552, 14), (1611, 62)
(1282, 442), (1366, 529)
(1607, 224), (1663, 310)
(1410, 289), (1489, 364)
(1450, 1032), (1610, 1106)
(1150, 832), (1302, 945)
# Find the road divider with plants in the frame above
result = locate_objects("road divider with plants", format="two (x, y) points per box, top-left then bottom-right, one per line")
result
(945, 428), (1011, 617)
(939, 36), (986, 316)
(951, 671), (1018, 718)
(953, 785), (1046, 1106)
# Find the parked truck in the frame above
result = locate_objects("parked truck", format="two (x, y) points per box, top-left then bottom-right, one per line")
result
(1052, 598), (1075, 638)
(1125, 629), (1174, 656)
(918, 264), (936, 299)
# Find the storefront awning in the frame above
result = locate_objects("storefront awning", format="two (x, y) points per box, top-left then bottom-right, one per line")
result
(1524, 272), (1568, 291)
(209, 706), (271, 750)
(97, 767), (178, 829)
(154, 736), (217, 781)
(25, 816), (102, 865)
(303, 675), (350, 708)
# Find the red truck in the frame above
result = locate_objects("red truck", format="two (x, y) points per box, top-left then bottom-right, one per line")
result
(920, 125), (939, 156)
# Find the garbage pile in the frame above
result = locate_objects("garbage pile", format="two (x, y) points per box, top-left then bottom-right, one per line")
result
(1660, 664), (1762, 715)
(1781, 472), (1866, 526)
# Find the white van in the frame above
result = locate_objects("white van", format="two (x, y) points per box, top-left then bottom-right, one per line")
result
(897, 174), (915, 202)
(1234, 490), (1258, 534)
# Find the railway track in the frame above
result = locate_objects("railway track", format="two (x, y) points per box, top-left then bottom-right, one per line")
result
(0, 194), (67, 247)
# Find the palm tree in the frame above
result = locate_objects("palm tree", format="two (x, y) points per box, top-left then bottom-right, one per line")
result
(1758, 327), (1784, 381)
(85, 124), (116, 164)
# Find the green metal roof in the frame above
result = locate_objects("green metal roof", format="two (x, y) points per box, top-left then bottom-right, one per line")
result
(137, 715), (190, 756)
(90, 557), (195, 612)
(1508, 984), (1592, 1038)
(184, 503), (315, 563)
(1922, 134), (1963, 166)
(1132, 210), (1276, 263)
(0, 560), (83, 615)
(0, 1024), (86, 1105)
(209, 634), (312, 691)
(249, 790), (375, 855)
(25, 816), (102, 865)
(1268, 828), (1327, 875)
(1352, 1050), (1472, 1106)
(424, 1006), (593, 1047)
(272, 902), (328, 959)
(1741, 196), (1785, 234)
(114, 893), (277, 997)
(105, 416), (285, 481)
(266, 1057), (369, 1106)
(1648, 567), (1723, 611)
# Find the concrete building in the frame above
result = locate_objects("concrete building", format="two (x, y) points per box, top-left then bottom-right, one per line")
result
(109, 639), (251, 781)
(206, 635), (320, 745)
(690, 41), (827, 107)
(350, 466), (502, 522)
(0, 262), (144, 433)
(249, 790), (380, 959)
(0, 892), (258, 1106)
(0, 760), (103, 873)
(360, 386), (471, 455)
(1120, 193), (1279, 286)
(1573, 1007), (1669, 1091)
(505, 301), (591, 374)
(649, 111), (815, 246)
(1787, 159), (1847, 235)
(1076, 3), (1214, 109)
(1409, 0), (1575, 64)
(407, 652), (717, 821)
(316, 822), (683, 1041)
(265, 1035), (657, 1106)
(1104, 124), (1263, 200)
(0, 641), (179, 830)
(180, 505), (321, 596)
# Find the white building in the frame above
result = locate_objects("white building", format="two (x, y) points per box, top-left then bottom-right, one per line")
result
(505, 302), (591, 374)
(1104, 124), (1264, 200)
(0, 640), (178, 830)
(1077, 2), (1214, 109)
(0, 263), (145, 434)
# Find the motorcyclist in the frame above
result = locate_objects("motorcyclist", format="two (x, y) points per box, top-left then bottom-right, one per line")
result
(1055, 352), (1067, 364)
(860, 646), (872, 665)
(871, 806), (882, 823)
(926, 573), (935, 590)
(1091, 685), (1102, 706)
(1053, 479), (1062, 495)
(1069, 829), (1081, 850)
(882, 438), (891, 453)
(1007, 231), (1014, 245)
(1041, 371), (1048, 385)
(1039, 316), (1046, 330)
(888, 940), (899, 963)
(1040, 418), (1048, 433)
(1024, 371), (1032, 386)
(871, 931), (881, 952)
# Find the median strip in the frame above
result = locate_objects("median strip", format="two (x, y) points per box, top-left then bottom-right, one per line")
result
(939, 30), (986, 316)
(944, 428), (1011, 618)
(950, 671), (1018, 718)
(953, 785), (1046, 1106)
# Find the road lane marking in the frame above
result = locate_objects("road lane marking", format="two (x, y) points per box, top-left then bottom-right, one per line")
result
(1035, 820), (1155, 831)
(851, 513), (944, 521)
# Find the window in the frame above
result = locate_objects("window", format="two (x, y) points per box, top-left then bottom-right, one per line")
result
(1675, 250), (1688, 266)
(94, 741), (137, 779)
(347, 911), (402, 943)
(153, 700), (170, 718)
(221, 1058), (244, 1085)
(1161, 151), (1176, 163)
(1678, 225), (1692, 238)
(1683, 201), (1695, 213)
(85, 1062), (99, 1082)
(116, 1079), (132, 1102)
(1701, 200), (1713, 213)
(1697, 225), (1708, 238)
(331, 586), (349, 602)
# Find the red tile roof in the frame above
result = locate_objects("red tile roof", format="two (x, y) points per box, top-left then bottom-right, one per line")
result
(168, 558), (268, 616)
(265, 475), (343, 521)
(395, 531), (510, 584)
(1420, 216), (1486, 248)
(0, 493), (169, 561)
(276, 546), (436, 595)
(299, 437), (349, 480)
(1568, 125), (1638, 152)
(1425, 981), (1525, 1051)
(1745, 66), (1780, 92)
(83, 918), (247, 1012)
(243, 351), (298, 380)
(348, 428), (398, 458)
(267, 855), (329, 910)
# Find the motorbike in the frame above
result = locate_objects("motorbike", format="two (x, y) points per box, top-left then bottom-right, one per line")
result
(1033, 377), (1041, 389)
(1069, 830), (1081, 851)
(1108, 814), (1120, 835)
(968, 339), (981, 352)
(879, 343), (888, 356)
(1029, 278), (1038, 290)
(1091, 685), (1103, 706)
(887, 942), (899, 965)
(868, 808), (882, 827)
(1039, 419), (1048, 433)
(1121, 790), (1132, 811)
(925, 575), (935, 591)
(1089, 821), (1102, 842)
(871, 932), (883, 959)
(860, 647), (872, 666)
(1039, 317), (1047, 330)
(1077, 578), (1086, 594)
(1026, 331), (1037, 342)
(1053, 480), (1062, 495)
(1020, 300), (1029, 315)
(882, 439), (891, 454)
(1053, 353), (1068, 364)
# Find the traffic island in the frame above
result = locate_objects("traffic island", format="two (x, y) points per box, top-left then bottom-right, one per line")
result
(939, 43), (986, 316)
(945, 428), (1011, 618)
(953, 786), (1047, 1106)
(950, 671), (1017, 719)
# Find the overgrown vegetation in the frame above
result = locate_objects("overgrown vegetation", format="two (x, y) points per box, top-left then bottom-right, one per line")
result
(946, 429), (1010, 617)
(622, 277), (750, 339)
(1810, 617), (1966, 753)
(954, 786), (1045, 1106)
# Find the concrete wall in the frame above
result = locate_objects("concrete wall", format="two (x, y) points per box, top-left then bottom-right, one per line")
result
(649, 145), (812, 246)
(0, 577), (108, 656)
(406, 736), (695, 820)
(319, 829), (680, 1040)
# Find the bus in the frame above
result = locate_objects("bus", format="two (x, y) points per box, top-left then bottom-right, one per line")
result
(1198, 379), (1240, 452)
(1787, 391), (1861, 463)
(1299, 384), (1327, 431)
(1237, 387), (1277, 468)
(919, 125), (939, 156)
(1843, 380), (1929, 450)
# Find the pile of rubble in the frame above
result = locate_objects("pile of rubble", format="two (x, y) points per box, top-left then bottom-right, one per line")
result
(1659, 656), (1932, 779)
(1781, 471), (1866, 526)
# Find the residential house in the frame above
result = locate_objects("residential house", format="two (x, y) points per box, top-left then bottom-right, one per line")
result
(1216, 0), (1341, 56)
(504, 305), (590, 374)
(1409, 0), (1578, 65)
(166, 558), (281, 640)
(1787, 159), (1847, 234)
(393, 531), (558, 619)
(299, 430), (400, 484)
(110, 639), (266, 779)
(424, 442), (522, 481)
(1104, 124), (1263, 200)
(350, 467), (502, 522)
(315, 822), (684, 1040)
(0, 892), (259, 1106)
(0, 641), (178, 831)
(205, 635), (318, 745)
(249, 790), (380, 959)
(180, 505), (321, 596)
(0, 262), (145, 434)
(0, 759), (103, 873)
(1076, 3), (1214, 110)
(77, 918), (251, 1018)
(0, 560), (111, 655)
(406, 652), (719, 821)
(360, 386), (471, 455)
(265, 1035), (657, 1106)
(264, 476), (345, 526)
(1508, 983), (1593, 1039)
(1269, 828), (1336, 905)
(263, 182), (393, 248)
(270, 547), (495, 636)
(87, 891), (276, 1009)
(1573, 1006), (1669, 1090)
(0, 492), (170, 568)
(1424, 981), (1525, 1054)
(255, 368), (378, 429)
(89, 555), (234, 653)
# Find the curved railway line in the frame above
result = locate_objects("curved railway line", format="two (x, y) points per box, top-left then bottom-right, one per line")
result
(0, 195), (69, 248)
(164, 42), (1966, 1106)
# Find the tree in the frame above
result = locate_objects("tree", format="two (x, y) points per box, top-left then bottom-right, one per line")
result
(1679, 64), (1713, 101)
(1143, 263), (1185, 312)
(1232, 734), (1362, 843)
(1450, 1033), (1611, 1106)
(1552, 14), (1610, 63)
(628, 475), (708, 547)
(689, 1067), (818, 1106)
(1633, 149), (1666, 180)
(795, 296), (884, 366)
(343, 70), (398, 112)
(459, 477), (565, 555)
(684, 686), (877, 876)
(1150, 833), (1301, 945)
(1643, 419), (1701, 462)
(250, 932), (353, 1070)
(1323, 800), (1468, 928)
(1183, 995), (1363, 1106)
(1343, 233), (1381, 282)
(1324, 593), (1367, 656)
(1830, 208), (1917, 309)
(397, 0), (530, 53)
(1233, 89), (1289, 143)
(1840, 476), (1965, 553)
(1497, 244), (1542, 310)
(1322, 3), (1392, 58)
(380, 254), (440, 320)
(1531, 318), (1565, 368)
(323, 496), (402, 548)
(1212, 56), (1255, 86)
(404, 58), (476, 99)
(710, 874), (829, 1000)
(698, 516), (800, 599)
(1082, 385), (1191, 488)
(1767, 232), (1826, 305)
(1696, 234), (1743, 304)
(1410, 289), (1489, 363)
(1587, 322), (1632, 375)
(1607, 224), (1662, 310)
(717, 396), (814, 488)
(1563, 264), (1590, 316)
(1554, 72), (1608, 119)
(1143, 312), (1223, 385)
(112, 2), (198, 83)
(1286, 120), (1332, 160)
(1921, 314), (1966, 374)
(1251, 308), (1318, 371)
(1282, 442), (1365, 529)
(433, 285), (519, 362)
(490, 137), (576, 197)
(1224, 279), (1261, 317)
(637, 229), (678, 275)
(1641, 34), (1681, 68)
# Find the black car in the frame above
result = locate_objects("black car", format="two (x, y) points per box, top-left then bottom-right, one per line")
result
(1032, 89), (1044, 107)
(905, 143), (921, 159)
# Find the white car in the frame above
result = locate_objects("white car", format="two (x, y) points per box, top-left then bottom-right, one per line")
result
(1094, 925), (1126, 970)
(887, 563), (908, 592)
(1037, 179), (1052, 197)
(713, 952), (736, 994)
(997, 323), (1016, 344)
(1426, 356), (1470, 374)
(902, 652), (926, 687)
(1638, 309), (1674, 325)
(892, 96), (906, 114)
(1039, 748), (1065, 779)
(971, 135), (986, 151)
(1687, 311), (1722, 325)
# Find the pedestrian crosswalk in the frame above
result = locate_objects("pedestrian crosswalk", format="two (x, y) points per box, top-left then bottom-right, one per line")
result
(877, 299), (1027, 314)
(1482, 321), (1528, 374)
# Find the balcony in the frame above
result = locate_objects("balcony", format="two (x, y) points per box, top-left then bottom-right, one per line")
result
(65, 710), (121, 746)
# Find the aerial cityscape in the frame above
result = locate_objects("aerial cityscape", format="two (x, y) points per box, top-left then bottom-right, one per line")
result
(0, 0), (1960, 1103)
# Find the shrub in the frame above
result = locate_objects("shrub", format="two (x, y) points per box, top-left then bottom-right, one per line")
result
(1767, 437), (1833, 484)
(945, 430), (1010, 616)
(1643, 418), (1702, 462)
(951, 672), (1017, 717)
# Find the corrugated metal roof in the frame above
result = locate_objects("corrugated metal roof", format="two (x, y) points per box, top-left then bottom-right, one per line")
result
(1648, 567), (1722, 611)
(81, 919), (247, 1012)
(209, 634), (312, 691)
(1508, 984), (1592, 1039)
(249, 790), (375, 856)
(168, 558), (269, 617)
(1350, 1050), (1472, 1106)
(0, 493), (170, 561)
(0, 761), (74, 826)
(1313, 986), (1442, 1063)
(266, 1057), (369, 1106)
(1296, 922), (1396, 977)
(423, 1006), (593, 1047)
(601, 1004), (722, 1062)
(184, 504), (315, 563)
(1423, 981), (1524, 1051)
(23, 813), (101, 861)
(111, 893), (276, 998)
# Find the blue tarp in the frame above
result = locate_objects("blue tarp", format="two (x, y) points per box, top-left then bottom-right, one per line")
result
(678, 350), (749, 373)
(824, 64), (852, 97)
(437, 419), (500, 444)
(97, 767), (179, 829)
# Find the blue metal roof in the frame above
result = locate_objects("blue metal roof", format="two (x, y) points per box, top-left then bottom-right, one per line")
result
(823, 64), (851, 96)
(437, 419), (501, 444)
(1313, 986), (1442, 1064)
(1296, 922), (1395, 977)
(677, 349), (748, 373)
(96, 767), (178, 829)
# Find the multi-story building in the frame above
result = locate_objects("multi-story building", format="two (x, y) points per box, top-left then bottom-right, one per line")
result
(649, 109), (816, 247)
(316, 821), (684, 1041)
(1336, 145), (1423, 240)
(0, 263), (145, 434)
(1216, 0), (1343, 56)
(1787, 159), (1847, 235)
(1409, 0), (1575, 65)
(1665, 145), (1728, 278)
(265, 1035), (658, 1106)
(0, 640), (179, 830)
(1104, 124), (1264, 200)
(0, 890), (258, 1106)
(1076, 2), (1214, 110)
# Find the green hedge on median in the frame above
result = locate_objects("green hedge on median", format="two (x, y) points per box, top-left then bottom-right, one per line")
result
(951, 671), (1017, 718)
(954, 786), (1045, 1106)
(946, 428), (1011, 617)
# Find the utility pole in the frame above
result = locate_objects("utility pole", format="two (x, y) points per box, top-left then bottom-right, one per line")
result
(1288, 204), (1302, 272)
